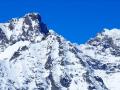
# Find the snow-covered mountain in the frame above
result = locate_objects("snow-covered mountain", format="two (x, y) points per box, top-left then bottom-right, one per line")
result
(0, 13), (120, 90)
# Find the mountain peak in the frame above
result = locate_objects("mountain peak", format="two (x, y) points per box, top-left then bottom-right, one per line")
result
(87, 29), (120, 47)
(102, 28), (120, 39)
(23, 12), (41, 24)
(24, 12), (41, 18)
(0, 13), (49, 44)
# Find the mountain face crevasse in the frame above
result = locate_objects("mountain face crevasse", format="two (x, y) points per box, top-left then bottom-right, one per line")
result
(0, 13), (120, 90)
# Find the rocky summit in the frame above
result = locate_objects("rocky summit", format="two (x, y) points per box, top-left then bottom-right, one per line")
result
(0, 13), (120, 90)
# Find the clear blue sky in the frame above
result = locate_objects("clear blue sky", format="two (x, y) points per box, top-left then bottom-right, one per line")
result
(0, 0), (120, 44)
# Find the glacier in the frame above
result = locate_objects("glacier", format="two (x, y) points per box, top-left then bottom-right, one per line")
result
(0, 13), (120, 90)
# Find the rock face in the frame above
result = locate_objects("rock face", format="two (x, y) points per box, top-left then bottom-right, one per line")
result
(0, 13), (120, 90)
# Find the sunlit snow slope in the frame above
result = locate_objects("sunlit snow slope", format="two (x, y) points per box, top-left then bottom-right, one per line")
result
(0, 13), (120, 90)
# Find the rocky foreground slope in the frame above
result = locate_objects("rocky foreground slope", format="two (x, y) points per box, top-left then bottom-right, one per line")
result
(0, 13), (120, 90)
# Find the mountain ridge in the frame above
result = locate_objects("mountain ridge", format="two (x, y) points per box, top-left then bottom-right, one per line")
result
(0, 13), (120, 90)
